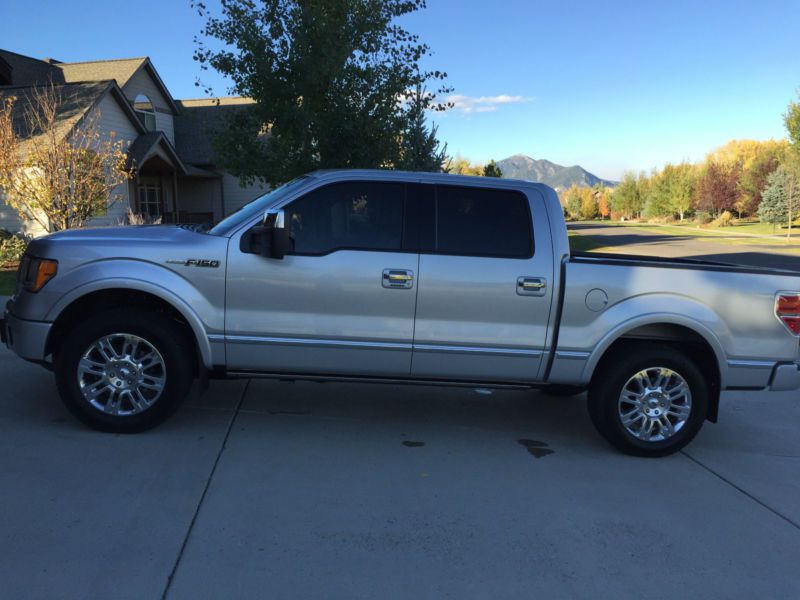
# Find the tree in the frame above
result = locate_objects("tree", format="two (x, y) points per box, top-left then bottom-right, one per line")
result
(785, 91), (800, 150)
(578, 186), (597, 220)
(597, 187), (611, 219)
(483, 160), (503, 178)
(0, 87), (131, 232)
(736, 141), (785, 217)
(193, 0), (451, 186)
(609, 171), (645, 219)
(561, 184), (583, 220)
(694, 160), (738, 216)
(396, 85), (448, 172)
(757, 166), (792, 231)
(447, 155), (483, 176)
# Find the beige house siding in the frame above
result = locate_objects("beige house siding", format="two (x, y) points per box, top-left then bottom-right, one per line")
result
(123, 68), (175, 144)
(87, 93), (141, 227)
(222, 172), (267, 217)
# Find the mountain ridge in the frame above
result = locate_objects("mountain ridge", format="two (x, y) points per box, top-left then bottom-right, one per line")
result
(496, 154), (617, 191)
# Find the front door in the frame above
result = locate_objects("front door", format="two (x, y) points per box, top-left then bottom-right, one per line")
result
(411, 184), (555, 382)
(225, 181), (419, 376)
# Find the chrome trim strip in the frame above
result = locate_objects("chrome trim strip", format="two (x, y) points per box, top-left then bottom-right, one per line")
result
(555, 350), (591, 360)
(223, 334), (411, 350)
(727, 359), (776, 370)
(413, 343), (542, 357)
(215, 334), (542, 357)
(208, 334), (225, 343)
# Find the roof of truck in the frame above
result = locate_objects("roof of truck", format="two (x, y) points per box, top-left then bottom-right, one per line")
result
(307, 169), (555, 192)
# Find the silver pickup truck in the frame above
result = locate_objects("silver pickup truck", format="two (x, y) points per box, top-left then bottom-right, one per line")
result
(3, 170), (800, 456)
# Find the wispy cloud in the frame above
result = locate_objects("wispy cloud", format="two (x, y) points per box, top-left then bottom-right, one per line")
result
(446, 94), (532, 114)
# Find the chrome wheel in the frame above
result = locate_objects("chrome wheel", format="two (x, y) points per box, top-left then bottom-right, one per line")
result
(77, 333), (166, 416)
(618, 367), (692, 442)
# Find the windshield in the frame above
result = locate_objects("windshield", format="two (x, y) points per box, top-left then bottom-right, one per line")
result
(208, 176), (310, 236)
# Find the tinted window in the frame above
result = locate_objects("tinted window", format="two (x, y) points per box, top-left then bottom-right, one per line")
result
(285, 182), (405, 254)
(435, 185), (532, 257)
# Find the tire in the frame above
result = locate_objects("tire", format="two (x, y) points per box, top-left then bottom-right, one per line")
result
(587, 343), (708, 457)
(55, 308), (194, 432)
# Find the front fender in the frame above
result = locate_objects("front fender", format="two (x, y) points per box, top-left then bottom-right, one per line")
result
(45, 259), (224, 368)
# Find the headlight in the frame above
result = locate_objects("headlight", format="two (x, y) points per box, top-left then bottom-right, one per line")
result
(19, 256), (58, 293)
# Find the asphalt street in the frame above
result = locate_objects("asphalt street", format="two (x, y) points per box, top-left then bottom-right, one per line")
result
(570, 222), (800, 271)
(1, 337), (799, 599)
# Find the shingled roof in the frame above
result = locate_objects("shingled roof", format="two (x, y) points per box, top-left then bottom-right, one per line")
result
(0, 50), (63, 87)
(174, 97), (256, 166)
(0, 81), (115, 152)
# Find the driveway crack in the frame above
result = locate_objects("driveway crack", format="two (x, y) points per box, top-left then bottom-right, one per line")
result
(161, 380), (250, 599)
(681, 449), (800, 531)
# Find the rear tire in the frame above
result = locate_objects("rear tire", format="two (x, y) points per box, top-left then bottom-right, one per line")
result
(55, 308), (194, 432)
(587, 343), (708, 457)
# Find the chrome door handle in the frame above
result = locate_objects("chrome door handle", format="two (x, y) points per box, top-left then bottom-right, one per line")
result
(517, 276), (547, 296)
(383, 269), (414, 289)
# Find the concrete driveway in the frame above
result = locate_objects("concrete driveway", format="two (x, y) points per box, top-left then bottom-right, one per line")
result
(1, 341), (799, 599)
(570, 222), (800, 270)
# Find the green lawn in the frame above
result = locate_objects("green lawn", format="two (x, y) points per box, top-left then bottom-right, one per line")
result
(0, 270), (16, 295)
(579, 220), (800, 250)
(568, 231), (609, 252)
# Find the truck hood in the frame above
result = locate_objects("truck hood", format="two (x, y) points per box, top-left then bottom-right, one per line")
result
(42, 225), (203, 244)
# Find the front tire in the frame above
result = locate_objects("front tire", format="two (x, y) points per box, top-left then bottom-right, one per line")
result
(55, 309), (194, 432)
(587, 343), (708, 457)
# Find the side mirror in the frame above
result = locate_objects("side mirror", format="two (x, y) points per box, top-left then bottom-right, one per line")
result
(239, 209), (293, 259)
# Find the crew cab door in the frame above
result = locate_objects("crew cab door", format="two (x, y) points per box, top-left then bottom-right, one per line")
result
(411, 184), (554, 382)
(225, 181), (418, 376)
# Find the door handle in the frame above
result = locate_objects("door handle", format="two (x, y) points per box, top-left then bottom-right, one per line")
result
(517, 276), (547, 296)
(383, 269), (414, 289)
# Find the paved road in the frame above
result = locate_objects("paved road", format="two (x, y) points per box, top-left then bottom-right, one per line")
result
(571, 223), (800, 270)
(1, 342), (799, 598)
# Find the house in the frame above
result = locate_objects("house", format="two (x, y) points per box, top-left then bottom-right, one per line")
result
(0, 49), (266, 235)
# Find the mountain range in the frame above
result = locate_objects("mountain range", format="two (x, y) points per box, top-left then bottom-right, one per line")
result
(496, 155), (617, 191)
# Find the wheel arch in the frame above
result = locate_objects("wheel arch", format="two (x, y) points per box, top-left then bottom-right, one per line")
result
(45, 281), (214, 369)
(584, 316), (724, 422)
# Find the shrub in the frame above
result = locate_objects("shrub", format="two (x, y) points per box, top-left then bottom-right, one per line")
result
(711, 210), (733, 227)
(0, 234), (28, 264)
(694, 212), (713, 225)
(123, 208), (162, 226)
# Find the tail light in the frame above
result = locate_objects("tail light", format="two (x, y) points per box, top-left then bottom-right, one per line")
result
(775, 293), (800, 336)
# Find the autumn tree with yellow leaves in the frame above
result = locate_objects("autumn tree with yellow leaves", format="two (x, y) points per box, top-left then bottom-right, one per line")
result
(0, 85), (132, 232)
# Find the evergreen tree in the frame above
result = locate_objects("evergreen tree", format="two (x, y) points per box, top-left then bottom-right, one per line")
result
(397, 85), (448, 172)
(758, 166), (791, 230)
(482, 160), (503, 178)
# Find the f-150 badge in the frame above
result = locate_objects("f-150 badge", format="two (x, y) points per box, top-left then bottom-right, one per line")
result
(166, 259), (220, 268)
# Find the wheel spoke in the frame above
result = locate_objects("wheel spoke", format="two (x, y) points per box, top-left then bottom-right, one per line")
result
(78, 333), (167, 417)
(618, 366), (692, 443)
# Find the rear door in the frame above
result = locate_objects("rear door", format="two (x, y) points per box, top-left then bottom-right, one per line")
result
(410, 184), (554, 382)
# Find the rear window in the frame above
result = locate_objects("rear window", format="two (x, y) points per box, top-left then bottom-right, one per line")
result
(434, 185), (533, 258)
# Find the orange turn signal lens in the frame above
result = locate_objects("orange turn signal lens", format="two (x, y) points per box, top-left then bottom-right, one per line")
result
(30, 259), (58, 292)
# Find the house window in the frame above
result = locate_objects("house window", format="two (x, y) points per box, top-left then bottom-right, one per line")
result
(133, 93), (156, 132)
(138, 183), (162, 218)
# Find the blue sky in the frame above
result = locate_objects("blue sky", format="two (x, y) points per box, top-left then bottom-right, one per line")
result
(4, 0), (799, 179)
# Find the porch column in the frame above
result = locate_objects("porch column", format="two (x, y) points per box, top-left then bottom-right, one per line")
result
(172, 171), (179, 223)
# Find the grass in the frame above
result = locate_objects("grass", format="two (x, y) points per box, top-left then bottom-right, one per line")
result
(577, 219), (800, 251)
(567, 231), (612, 253)
(0, 270), (16, 296)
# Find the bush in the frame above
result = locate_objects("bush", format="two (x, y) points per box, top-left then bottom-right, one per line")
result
(123, 208), (162, 226)
(711, 210), (733, 227)
(0, 234), (28, 264)
(694, 212), (713, 225)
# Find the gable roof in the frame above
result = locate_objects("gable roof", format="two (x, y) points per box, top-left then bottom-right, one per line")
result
(174, 97), (256, 166)
(58, 57), (180, 114)
(0, 80), (145, 153)
(126, 130), (187, 176)
(0, 49), (63, 87)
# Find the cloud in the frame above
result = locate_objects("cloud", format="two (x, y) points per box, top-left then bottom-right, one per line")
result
(445, 94), (532, 114)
